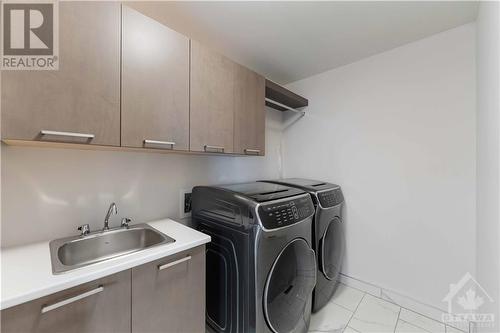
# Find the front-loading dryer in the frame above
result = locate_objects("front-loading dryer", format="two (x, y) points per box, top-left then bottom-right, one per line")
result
(192, 182), (317, 333)
(261, 179), (345, 313)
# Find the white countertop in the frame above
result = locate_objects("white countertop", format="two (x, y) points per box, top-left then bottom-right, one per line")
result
(0, 219), (210, 310)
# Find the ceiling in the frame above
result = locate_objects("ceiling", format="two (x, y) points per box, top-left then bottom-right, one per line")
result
(129, 1), (478, 84)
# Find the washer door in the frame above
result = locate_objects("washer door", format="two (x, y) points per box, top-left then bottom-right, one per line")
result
(263, 238), (316, 333)
(320, 217), (345, 281)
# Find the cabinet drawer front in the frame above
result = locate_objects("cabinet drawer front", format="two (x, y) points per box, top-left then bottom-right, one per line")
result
(1, 2), (121, 146)
(132, 245), (206, 333)
(121, 5), (190, 150)
(1, 270), (131, 333)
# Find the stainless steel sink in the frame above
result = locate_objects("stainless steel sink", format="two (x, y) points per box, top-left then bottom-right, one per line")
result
(50, 224), (175, 274)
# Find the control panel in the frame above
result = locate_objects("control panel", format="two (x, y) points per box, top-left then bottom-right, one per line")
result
(258, 196), (314, 230)
(317, 189), (344, 208)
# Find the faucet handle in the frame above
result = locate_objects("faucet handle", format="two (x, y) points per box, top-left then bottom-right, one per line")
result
(121, 218), (131, 229)
(78, 224), (91, 236)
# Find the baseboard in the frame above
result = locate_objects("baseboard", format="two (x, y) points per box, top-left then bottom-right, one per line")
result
(338, 273), (471, 333)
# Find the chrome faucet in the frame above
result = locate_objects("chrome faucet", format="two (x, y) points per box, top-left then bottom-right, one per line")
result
(103, 202), (118, 231)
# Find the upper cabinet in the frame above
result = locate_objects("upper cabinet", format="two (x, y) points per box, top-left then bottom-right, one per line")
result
(233, 64), (266, 156)
(1, 2), (121, 146)
(190, 41), (235, 154)
(190, 41), (266, 155)
(121, 5), (190, 151)
(1, 2), (269, 156)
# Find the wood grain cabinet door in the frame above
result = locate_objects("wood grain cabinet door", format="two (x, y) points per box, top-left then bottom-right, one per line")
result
(131, 245), (206, 333)
(0, 270), (131, 333)
(190, 41), (234, 153)
(1, 2), (121, 146)
(233, 64), (266, 156)
(121, 5), (190, 151)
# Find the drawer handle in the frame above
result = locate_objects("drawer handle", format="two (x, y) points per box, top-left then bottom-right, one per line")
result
(158, 256), (191, 271)
(204, 145), (224, 153)
(244, 148), (260, 155)
(144, 139), (176, 149)
(41, 286), (104, 314)
(40, 130), (95, 139)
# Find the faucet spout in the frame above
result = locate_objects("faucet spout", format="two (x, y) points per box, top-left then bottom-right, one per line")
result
(103, 202), (118, 231)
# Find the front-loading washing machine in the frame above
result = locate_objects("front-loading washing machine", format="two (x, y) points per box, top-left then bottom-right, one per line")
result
(192, 182), (317, 333)
(262, 179), (345, 312)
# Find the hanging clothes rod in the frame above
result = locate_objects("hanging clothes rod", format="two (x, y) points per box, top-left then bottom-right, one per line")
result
(265, 98), (306, 115)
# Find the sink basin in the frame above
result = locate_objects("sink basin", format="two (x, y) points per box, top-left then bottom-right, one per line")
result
(50, 224), (175, 274)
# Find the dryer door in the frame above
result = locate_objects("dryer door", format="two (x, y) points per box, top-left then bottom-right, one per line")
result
(319, 217), (345, 281)
(263, 238), (316, 333)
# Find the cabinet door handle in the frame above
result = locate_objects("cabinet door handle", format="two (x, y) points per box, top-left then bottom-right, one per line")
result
(204, 145), (224, 153)
(40, 130), (95, 139)
(41, 286), (104, 314)
(158, 256), (191, 271)
(143, 139), (176, 149)
(244, 148), (260, 155)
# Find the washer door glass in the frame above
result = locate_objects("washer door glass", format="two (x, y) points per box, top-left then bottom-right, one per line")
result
(264, 238), (316, 333)
(320, 217), (345, 281)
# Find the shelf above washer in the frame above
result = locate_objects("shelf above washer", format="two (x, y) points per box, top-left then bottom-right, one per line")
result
(265, 79), (308, 113)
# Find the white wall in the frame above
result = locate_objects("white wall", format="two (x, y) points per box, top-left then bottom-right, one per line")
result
(0, 110), (283, 248)
(283, 24), (476, 311)
(476, 2), (500, 331)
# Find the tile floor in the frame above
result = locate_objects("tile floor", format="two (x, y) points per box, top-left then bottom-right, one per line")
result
(308, 284), (466, 333)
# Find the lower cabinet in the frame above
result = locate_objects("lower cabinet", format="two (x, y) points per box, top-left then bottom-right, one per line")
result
(0, 245), (206, 333)
(132, 246), (206, 333)
(1, 270), (131, 333)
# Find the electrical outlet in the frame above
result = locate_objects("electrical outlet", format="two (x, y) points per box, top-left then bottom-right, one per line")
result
(179, 189), (192, 218)
(184, 192), (192, 214)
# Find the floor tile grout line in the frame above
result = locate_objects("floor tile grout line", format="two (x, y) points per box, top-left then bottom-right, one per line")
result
(394, 303), (456, 330)
(393, 306), (402, 333)
(333, 283), (377, 313)
(342, 281), (402, 311)
(345, 292), (367, 331)
(339, 273), (384, 292)
(365, 295), (465, 333)
(340, 273), (451, 315)
(338, 273), (472, 333)
(333, 282), (466, 333)
(395, 304), (447, 327)
(340, 275), (469, 329)
(340, 290), (400, 333)
(361, 285), (450, 329)
(445, 323), (469, 333)
(359, 292), (463, 333)
(337, 281), (369, 295)
(331, 298), (363, 313)
(398, 318), (437, 333)
(361, 292), (402, 315)
(398, 313), (446, 333)
(345, 326), (362, 333)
